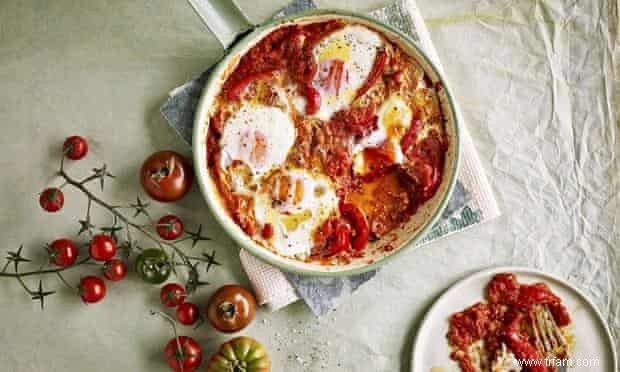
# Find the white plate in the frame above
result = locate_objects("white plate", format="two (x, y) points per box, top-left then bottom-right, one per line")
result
(411, 266), (618, 372)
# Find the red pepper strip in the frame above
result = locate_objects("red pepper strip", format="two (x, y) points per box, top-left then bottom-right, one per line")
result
(504, 331), (550, 372)
(339, 202), (370, 251)
(303, 84), (321, 115)
(261, 223), (274, 239)
(325, 59), (345, 93)
(226, 69), (279, 101)
(325, 224), (351, 257)
(355, 50), (387, 100)
(400, 118), (421, 153)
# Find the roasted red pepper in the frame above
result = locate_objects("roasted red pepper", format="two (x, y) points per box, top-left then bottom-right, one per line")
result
(226, 69), (279, 101)
(339, 202), (370, 251)
(400, 118), (420, 153)
(303, 84), (321, 115)
(355, 50), (387, 99)
(325, 224), (351, 256)
(261, 223), (274, 240)
(504, 330), (550, 372)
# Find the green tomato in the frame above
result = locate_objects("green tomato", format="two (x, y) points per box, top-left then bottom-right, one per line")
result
(206, 336), (271, 372)
(135, 248), (171, 284)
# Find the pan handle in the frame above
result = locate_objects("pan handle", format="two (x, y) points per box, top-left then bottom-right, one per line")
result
(186, 0), (253, 49)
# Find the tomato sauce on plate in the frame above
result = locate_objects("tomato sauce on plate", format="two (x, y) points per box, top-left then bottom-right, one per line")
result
(448, 273), (572, 372)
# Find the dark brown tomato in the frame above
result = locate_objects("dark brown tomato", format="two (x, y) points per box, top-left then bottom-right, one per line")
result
(140, 151), (193, 202)
(206, 285), (257, 333)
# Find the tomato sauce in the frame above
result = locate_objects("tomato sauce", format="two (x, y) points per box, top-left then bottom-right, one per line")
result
(447, 273), (572, 372)
(207, 20), (448, 263)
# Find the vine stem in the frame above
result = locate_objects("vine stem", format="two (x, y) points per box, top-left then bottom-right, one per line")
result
(58, 169), (193, 270)
(151, 310), (186, 372)
(0, 257), (91, 278)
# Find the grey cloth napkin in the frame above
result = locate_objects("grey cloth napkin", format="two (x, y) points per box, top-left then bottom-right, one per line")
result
(161, 0), (500, 316)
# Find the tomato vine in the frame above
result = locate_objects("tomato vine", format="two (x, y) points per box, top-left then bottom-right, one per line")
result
(1, 137), (221, 309)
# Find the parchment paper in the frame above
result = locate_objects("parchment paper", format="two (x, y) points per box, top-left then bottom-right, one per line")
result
(417, 0), (619, 350)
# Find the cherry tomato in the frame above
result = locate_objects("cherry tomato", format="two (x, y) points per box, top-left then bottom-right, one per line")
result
(165, 336), (202, 372)
(176, 302), (200, 326)
(140, 151), (193, 202)
(206, 285), (256, 333)
(48, 238), (78, 267)
(39, 188), (64, 212)
(205, 337), (270, 372)
(135, 248), (171, 284)
(102, 259), (127, 281)
(63, 136), (88, 160)
(79, 276), (106, 304)
(89, 234), (117, 261)
(156, 215), (184, 241)
(160, 283), (186, 308)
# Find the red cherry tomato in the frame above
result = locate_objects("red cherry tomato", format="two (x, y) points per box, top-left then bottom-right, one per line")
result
(140, 151), (193, 202)
(48, 238), (78, 267)
(165, 336), (202, 372)
(89, 234), (117, 261)
(226, 69), (279, 101)
(39, 188), (64, 212)
(63, 136), (88, 160)
(176, 302), (200, 326)
(79, 276), (106, 304)
(160, 283), (186, 308)
(156, 215), (184, 241)
(103, 259), (127, 281)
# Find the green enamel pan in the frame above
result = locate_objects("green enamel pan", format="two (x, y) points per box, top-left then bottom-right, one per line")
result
(190, 0), (461, 276)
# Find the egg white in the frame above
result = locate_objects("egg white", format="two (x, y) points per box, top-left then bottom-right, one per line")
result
(254, 169), (338, 257)
(219, 104), (296, 179)
(310, 25), (384, 120)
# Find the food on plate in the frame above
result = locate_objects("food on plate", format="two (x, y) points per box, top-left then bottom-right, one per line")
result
(447, 273), (573, 372)
(206, 284), (257, 333)
(141, 151), (193, 202)
(205, 336), (270, 372)
(206, 20), (447, 264)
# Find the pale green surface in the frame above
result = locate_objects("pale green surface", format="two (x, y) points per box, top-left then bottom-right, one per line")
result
(0, 1), (617, 372)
